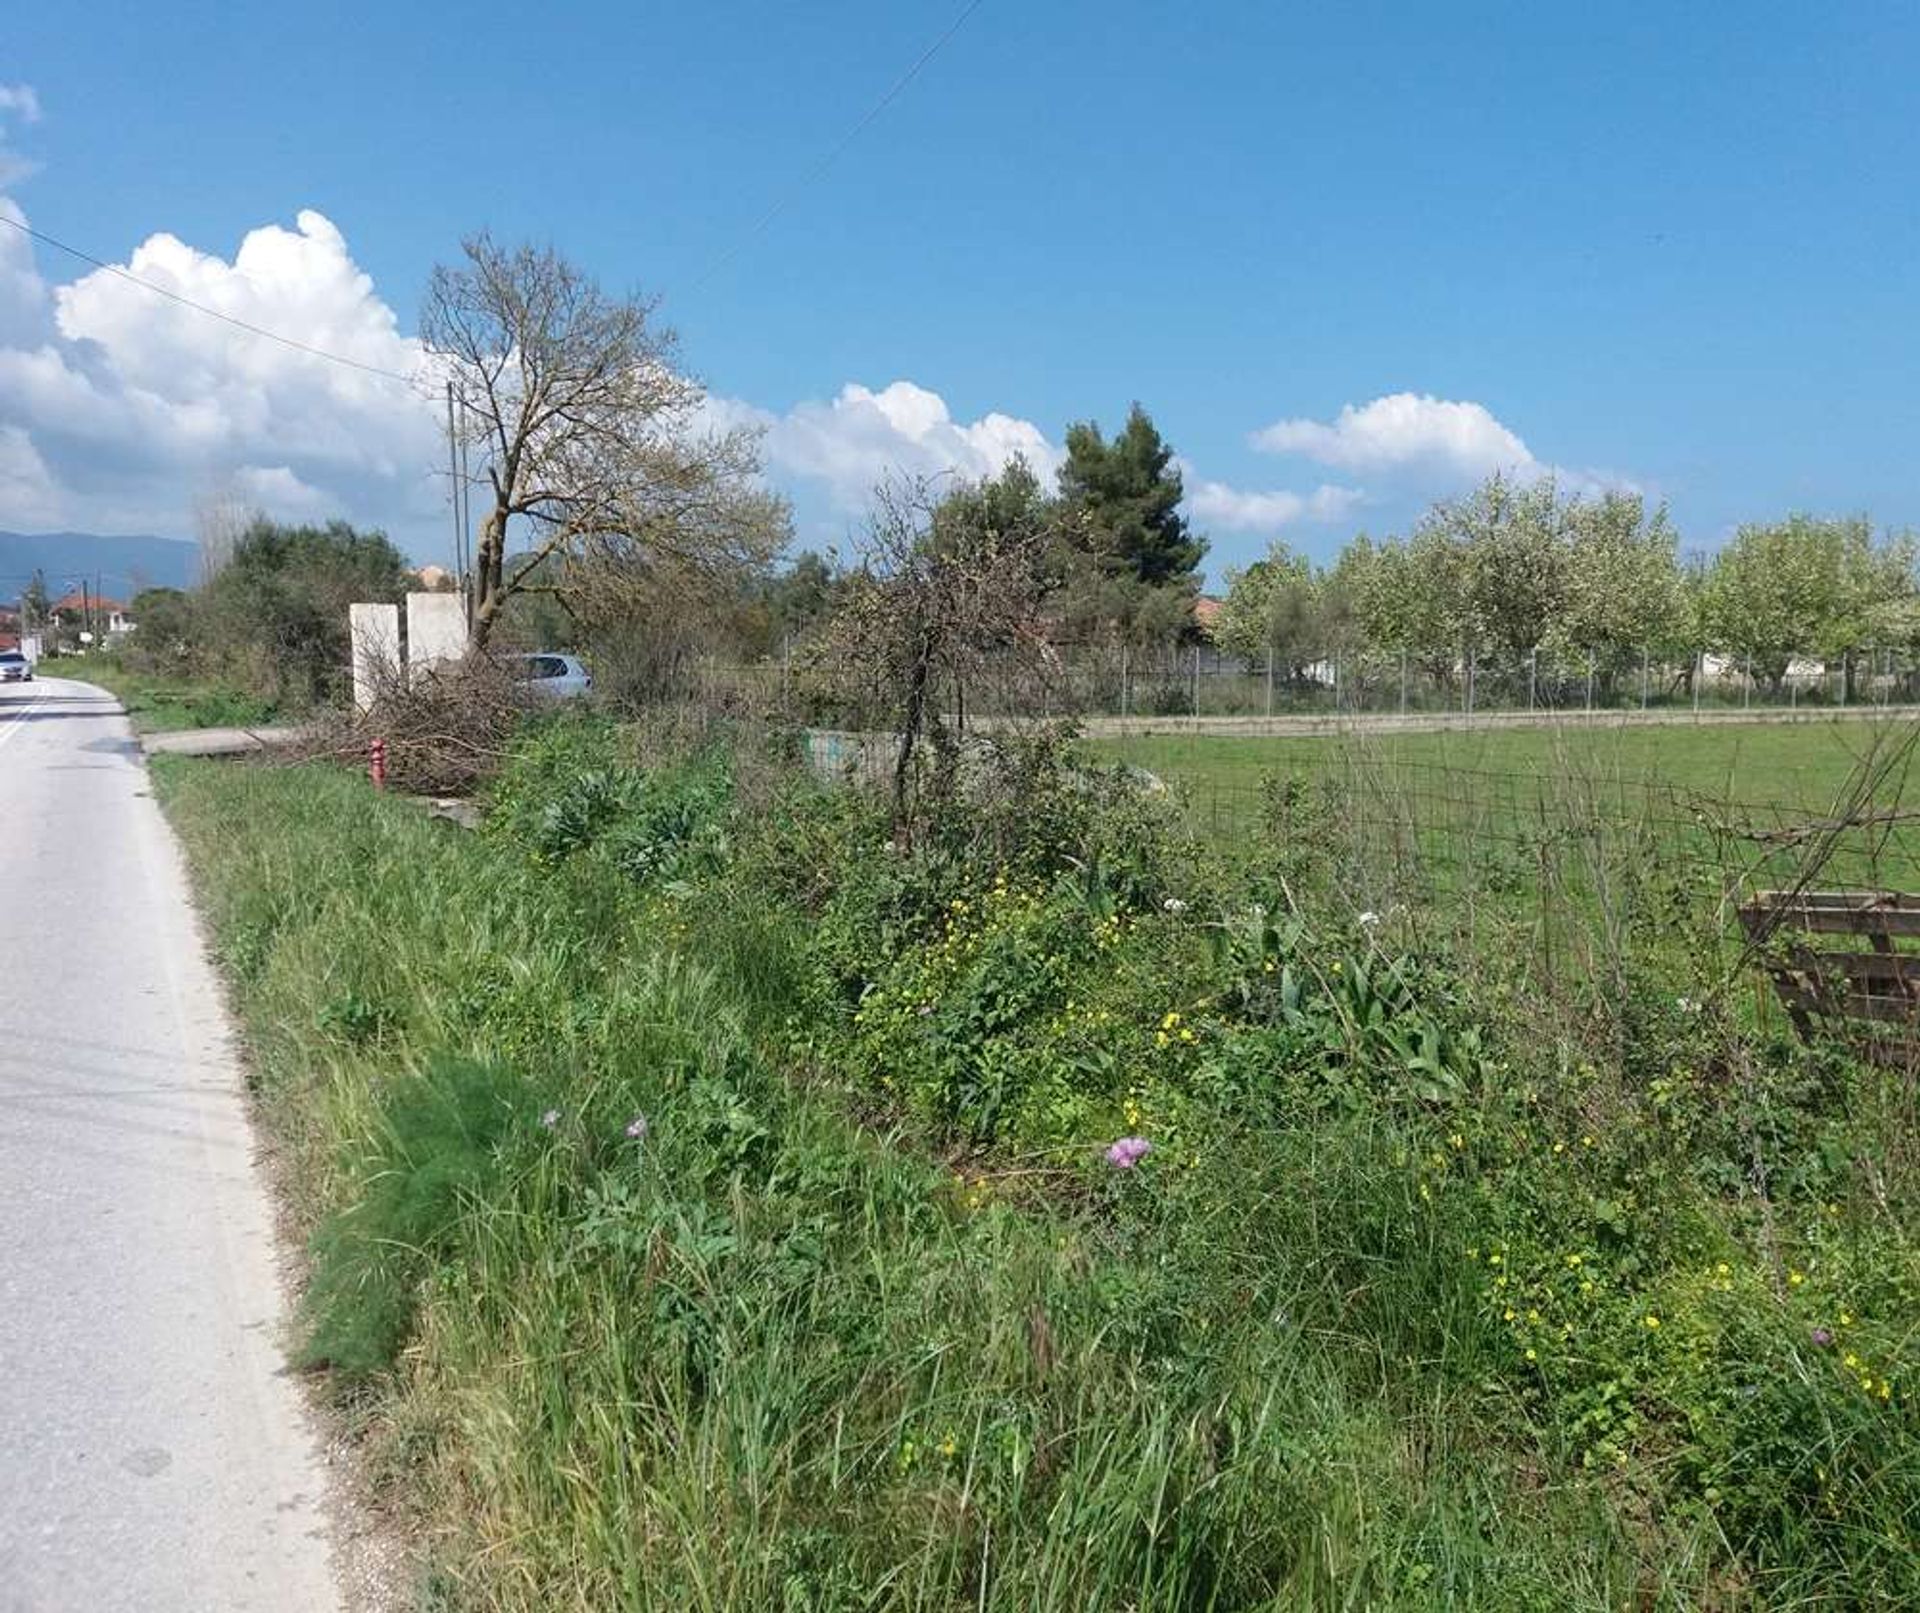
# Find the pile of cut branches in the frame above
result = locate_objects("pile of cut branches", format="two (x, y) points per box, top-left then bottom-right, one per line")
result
(293, 654), (532, 797)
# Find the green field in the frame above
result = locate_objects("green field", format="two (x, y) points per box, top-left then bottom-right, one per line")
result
(1089, 716), (1920, 896)
(1091, 715), (1919, 812)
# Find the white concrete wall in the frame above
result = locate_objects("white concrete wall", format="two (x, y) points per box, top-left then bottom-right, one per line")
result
(348, 602), (401, 713)
(405, 591), (467, 684)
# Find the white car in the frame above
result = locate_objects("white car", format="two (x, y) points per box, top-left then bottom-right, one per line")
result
(510, 652), (593, 700)
(0, 650), (32, 683)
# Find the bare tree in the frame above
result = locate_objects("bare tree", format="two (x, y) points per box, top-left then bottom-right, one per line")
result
(193, 483), (258, 586)
(823, 469), (1061, 843)
(420, 234), (788, 652)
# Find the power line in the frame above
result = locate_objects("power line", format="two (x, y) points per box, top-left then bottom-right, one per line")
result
(0, 212), (422, 385)
(686, 0), (988, 292)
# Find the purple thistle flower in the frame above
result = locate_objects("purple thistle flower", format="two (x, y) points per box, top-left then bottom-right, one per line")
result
(1105, 1136), (1153, 1170)
(625, 1113), (649, 1141)
(1811, 1327), (1833, 1348)
(539, 1108), (561, 1130)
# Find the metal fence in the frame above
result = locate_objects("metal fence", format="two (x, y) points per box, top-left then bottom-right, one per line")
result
(680, 641), (1920, 730)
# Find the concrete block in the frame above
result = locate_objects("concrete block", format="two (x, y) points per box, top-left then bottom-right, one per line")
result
(406, 591), (467, 684)
(348, 603), (400, 713)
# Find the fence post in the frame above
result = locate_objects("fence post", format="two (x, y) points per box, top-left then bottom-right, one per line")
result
(1399, 650), (1408, 716)
(1466, 647), (1476, 723)
(1840, 654), (1848, 708)
(1743, 653), (1751, 710)
(1640, 646), (1649, 710)
(1693, 651), (1702, 718)
(1119, 642), (1129, 720)
(1586, 651), (1595, 715)
(1528, 649), (1537, 713)
(1192, 642), (1200, 719)
(1265, 644), (1274, 720)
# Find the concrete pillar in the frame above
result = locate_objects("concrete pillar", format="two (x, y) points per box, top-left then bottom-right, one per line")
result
(405, 591), (466, 684)
(348, 603), (400, 714)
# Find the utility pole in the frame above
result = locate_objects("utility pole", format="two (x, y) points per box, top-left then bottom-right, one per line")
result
(445, 382), (464, 619)
(456, 411), (473, 629)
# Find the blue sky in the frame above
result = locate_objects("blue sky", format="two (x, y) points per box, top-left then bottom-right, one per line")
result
(3, 0), (1918, 580)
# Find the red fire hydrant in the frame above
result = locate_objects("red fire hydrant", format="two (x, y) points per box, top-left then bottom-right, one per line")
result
(369, 736), (388, 791)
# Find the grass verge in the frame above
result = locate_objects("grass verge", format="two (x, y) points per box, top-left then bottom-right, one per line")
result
(153, 726), (1918, 1610)
(76, 655), (282, 731)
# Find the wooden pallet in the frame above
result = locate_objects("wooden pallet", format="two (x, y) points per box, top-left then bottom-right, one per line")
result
(1738, 890), (1920, 1054)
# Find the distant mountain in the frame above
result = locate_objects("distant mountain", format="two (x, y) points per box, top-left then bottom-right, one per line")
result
(0, 530), (199, 604)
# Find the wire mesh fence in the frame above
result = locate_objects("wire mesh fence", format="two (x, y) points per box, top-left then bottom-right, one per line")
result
(678, 641), (1920, 732)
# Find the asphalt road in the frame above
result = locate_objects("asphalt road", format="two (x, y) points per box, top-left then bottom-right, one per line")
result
(0, 678), (342, 1612)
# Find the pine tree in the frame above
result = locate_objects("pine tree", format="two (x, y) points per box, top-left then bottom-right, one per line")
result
(1058, 403), (1206, 588)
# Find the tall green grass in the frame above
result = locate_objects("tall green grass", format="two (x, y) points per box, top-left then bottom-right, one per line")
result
(76, 655), (282, 731)
(154, 743), (1917, 1611)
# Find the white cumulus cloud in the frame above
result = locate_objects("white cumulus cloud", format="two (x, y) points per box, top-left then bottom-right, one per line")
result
(0, 200), (445, 540)
(0, 85), (41, 122)
(1253, 392), (1542, 482)
(713, 379), (1061, 513)
(0, 423), (60, 526)
(1188, 478), (1365, 533)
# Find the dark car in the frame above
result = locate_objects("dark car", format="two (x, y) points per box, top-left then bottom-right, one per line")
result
(0, 650), (32, 683)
